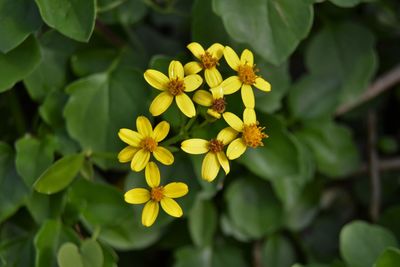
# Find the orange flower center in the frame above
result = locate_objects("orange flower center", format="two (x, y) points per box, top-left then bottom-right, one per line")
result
(151, 186), (164, 202)
(237, 64), (258, 85)
(168, 78), (185, 96)
(211, 97), (226, 114)
(140, 137), (158, 152)
(208, 139), (224, 153)
(200, 51), (219, 69)
(242, 123), (267, 148)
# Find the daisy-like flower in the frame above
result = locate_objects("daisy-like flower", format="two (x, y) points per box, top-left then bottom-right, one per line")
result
(223, 108), (268, 160)
(193, 86), (226, 119)
(221, 46), (271, 108)
(181, 127), (237, 181)
(124, 162), (188, 227)
(144, 60), (203, 118)
(118, 116), (174, 172)
(184, 42), (224, 88)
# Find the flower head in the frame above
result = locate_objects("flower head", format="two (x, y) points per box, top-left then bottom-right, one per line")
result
(193, 86), (227, 119)
(144, 60), (203, 118)
(181, 127), (237, 181)
(184, 42), (224, 88)
(223, 108), (268, 160)
(124, 162), (189, 227)
(118, 116), (174, 172)
(221, 46), (271, 108)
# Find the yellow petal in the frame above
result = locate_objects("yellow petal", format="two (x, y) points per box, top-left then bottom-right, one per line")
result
(118, 146), (139, 163)
(124, 188), (150, 204)
(153, 146), (174, 165)
(145, 161), (160, 188)
(130, 149), (150, 172)
(207, 109), (221, 119)
(217, 127), (238, 145)
(243, 108), (256, 125)
(142, 201), (159, 227)
(169, 60), (184, 79)
(118, 129), (142, 147)
(181, 139), (209, 154)
(184, 74), (203, 92)
(201, 152), (220, 182)
(221, 76), (242, 95)
(217, 151), (230, 175)
(224, 46), (241, 71)
(184, 61), (203, 75)
(205, 68), (222, 87)
(144, 70), (168, 91)
(187, 42), (205, 59)
(210, 86), (224, 99)
(193, 90), (213, 107)
(241, 84), (255, 108)
(240, 49), (254, 65)
(153, 121), (170, 142)
(226, 138), (247, 160)
(160, 197), (183, 217)
(222, 112), (244, 132)
(163, 182), (189, 198)
(176, 93), (196, 118)
(207, 43), (224, 59)
(254, 77), (271, 92)
(149, 92), (174, 116)
(136, 116), (153, 137)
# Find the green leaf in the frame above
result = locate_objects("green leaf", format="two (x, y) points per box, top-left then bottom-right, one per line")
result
(57, 243), (84, 267)
(34, 153), (85, 194)
(329, 0), (371, 7)
(0, 36), (41, 92)
(340, 221), (398, 267)
(0, 0), (42, 53)
(35, 0), (96, 42)
(71, 49), (117, 77)
(212, 0), (314, 65)
(26, 191), (65, 224)
(15, 135), (56, 187)
(188, 198), (218, 247)
(379, 205), (400, 240)
(98, 0), (147, 25)
(261, 234), (296, 267)
(225, 177), (283, 239)
(81, 239), (104, 267)
(374, 247), (400, 267)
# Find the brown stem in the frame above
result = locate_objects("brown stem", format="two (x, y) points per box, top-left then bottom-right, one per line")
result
(253, 240), (263, 267)
(367, 110), (380, 222)
(94, 20), (126, 48)
(354, 157), (400, 174)
(336, 64), (400, 116)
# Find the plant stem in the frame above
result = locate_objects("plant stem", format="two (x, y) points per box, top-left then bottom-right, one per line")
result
(367, 110), (380, 222)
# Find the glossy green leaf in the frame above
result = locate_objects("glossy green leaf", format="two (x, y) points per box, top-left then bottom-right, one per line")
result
(374, 247), (400, 267)
(261, 234), (296, 267)
(0, 0), (42, 53)
(57, 243), (84, 267)
(329, 0), (371, 7)
(34, 153), (85, 194)
(26, 191), (65, 224)
(188, 198), (217, 247)
(213, 0), (314, 65)
(71, 49), (117, 77)
(340, 221), (398, 267)
(98, 0), (147, 25)
(35, 0), (96, 42)
(0, 36), (41, 92)
(379, 205), (400, 240)
(81, 239), (104, 267)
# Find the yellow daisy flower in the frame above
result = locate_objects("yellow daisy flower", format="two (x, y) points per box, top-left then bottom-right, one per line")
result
(124, 162), (189, 227)
(223, 108), (268, 160)
(118, 116), (174, 172)
(193, 86), (226, 119)
(221, 46), (271, 108)
(181, 127), (237, 181)
(184, 42), (224, 88)
(144, 60), (203, 118)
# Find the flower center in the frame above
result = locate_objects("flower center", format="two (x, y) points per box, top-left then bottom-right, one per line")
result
(208, 139), (224, 153)
(140, 137), (158, 152)
(242, 123), (267, 148)
(151, 186), (164, 202)
(211, 97), (226, 114)
(168, 78), (185, 96)
(237, 64), (258, 85)
(200, 51), (218, 69)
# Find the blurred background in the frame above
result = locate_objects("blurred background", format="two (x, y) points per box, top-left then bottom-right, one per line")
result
(0, 0), (400, 266)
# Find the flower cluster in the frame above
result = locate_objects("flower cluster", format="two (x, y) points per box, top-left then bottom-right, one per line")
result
(118, 43), (271, 227)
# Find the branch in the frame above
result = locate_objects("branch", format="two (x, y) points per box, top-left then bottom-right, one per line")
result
(336, 65), (400, 116)
(354, 157), (400, 174)
(367, 111), (380, 222)
(252, 240), (263, 267)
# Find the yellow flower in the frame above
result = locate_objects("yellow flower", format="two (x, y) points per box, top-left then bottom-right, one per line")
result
(184, 42), (224, 88)
(181, 127), (237, 181)
(144, 60), (203, 118)
(221, 46), (271, 108)
(124, 162), (188, 227)
(223, 108), (268, 160)
(193, 86), (226, 119)
(118, 116), (174, 172)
